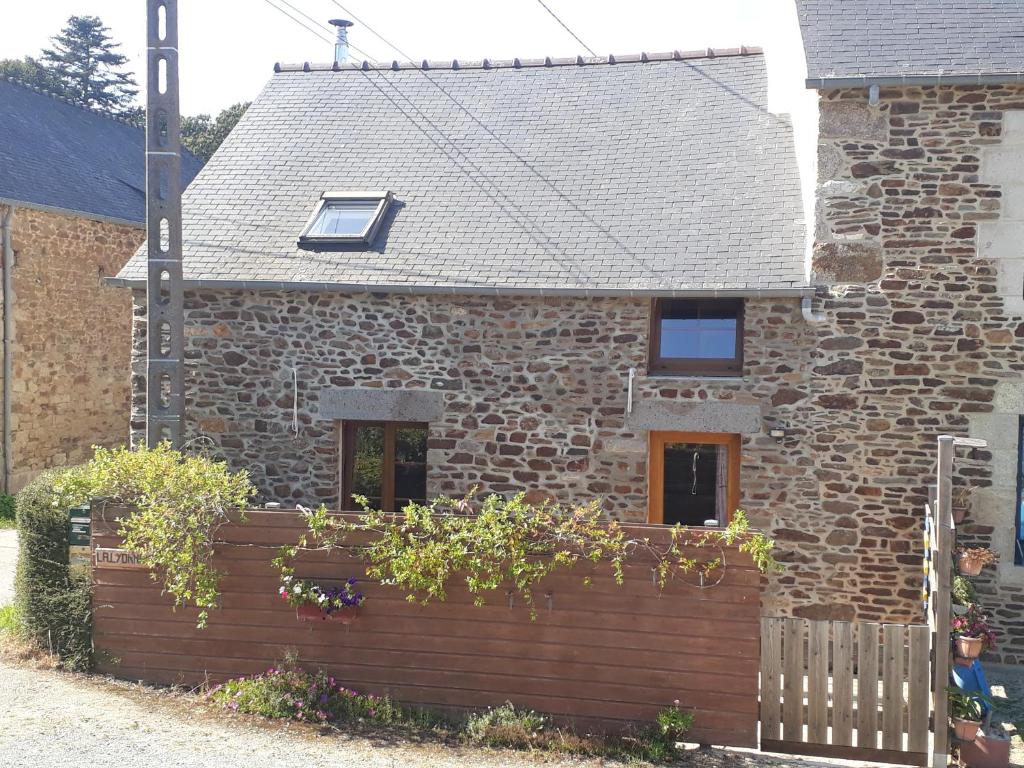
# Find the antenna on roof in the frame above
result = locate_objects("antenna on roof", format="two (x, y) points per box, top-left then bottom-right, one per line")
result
(329, 19), (354, 64)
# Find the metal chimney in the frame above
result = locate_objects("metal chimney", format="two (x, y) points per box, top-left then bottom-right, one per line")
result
(329, 19), (354, 63)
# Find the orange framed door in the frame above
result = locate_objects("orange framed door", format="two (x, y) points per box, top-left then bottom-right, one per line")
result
(648, 431), (740, 526)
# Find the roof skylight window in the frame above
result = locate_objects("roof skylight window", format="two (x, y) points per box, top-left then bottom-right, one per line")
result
(298, 191), (392, 246)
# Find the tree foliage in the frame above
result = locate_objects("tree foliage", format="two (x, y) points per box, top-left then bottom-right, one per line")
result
(39, 15), (138, 115)
(181, 102), (250, 161)
(0, 56), (67, 95)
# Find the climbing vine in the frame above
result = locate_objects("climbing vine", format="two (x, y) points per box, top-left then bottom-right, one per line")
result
(275, 493), (780, 616)
(55, 443), (256, 628)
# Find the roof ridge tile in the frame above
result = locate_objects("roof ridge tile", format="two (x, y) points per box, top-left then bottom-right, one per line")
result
(273, 47), (764, 75)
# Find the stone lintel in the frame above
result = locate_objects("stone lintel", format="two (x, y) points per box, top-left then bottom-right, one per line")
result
(317, 388), (444, 422)
(626, 400), (762, 434)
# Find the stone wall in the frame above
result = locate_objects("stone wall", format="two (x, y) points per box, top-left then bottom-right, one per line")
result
(2, 205), (141, 491)
(130, 287), (930, 624)
(813, 86), (1024, 663)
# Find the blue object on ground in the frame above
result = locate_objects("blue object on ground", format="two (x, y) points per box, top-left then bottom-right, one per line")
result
(952, 660), (993, 717)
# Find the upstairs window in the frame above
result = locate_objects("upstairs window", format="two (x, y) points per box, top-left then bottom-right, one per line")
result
(649, 298), (744, 376)
(299, 191), (391, 246)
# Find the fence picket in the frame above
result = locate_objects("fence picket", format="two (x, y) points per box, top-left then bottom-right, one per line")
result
(832, 622), (854, 746)
(881, 624), (905, 751)
(807, 621), (829, 743)
(782, 618), (804, 742)
(857, 622), (880, 748)
(907, 625), (930, 753)
(760, 617), (782, 741)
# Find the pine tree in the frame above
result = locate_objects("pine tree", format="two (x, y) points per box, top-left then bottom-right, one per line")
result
(40, 15), (138, 115)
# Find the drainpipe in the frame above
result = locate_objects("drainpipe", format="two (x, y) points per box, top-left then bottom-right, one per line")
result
(801, 295), (826, 324)
(1, 207), (13, 493)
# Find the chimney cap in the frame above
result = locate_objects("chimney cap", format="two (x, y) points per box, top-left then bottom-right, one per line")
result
(328, 19), (354, 28)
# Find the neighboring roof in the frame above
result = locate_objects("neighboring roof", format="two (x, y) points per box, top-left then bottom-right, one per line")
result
(0, 78), (203, 225)
(114, 49), (807, 296)
(797, 0), (1024, 87)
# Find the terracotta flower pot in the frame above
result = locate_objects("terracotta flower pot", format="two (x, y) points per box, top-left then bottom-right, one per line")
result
(958, 553), (984, 577)
(952, 717), (982, 742)
(331, 605), (360, 625)
(296, 604), (329, 622)
(952, 507), (968, 525)
(955, 635), (984, 660)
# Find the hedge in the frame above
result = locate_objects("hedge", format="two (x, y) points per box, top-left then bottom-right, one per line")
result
(14, 468), (93, 670)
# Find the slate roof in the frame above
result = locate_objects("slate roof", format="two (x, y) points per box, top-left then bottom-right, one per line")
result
(0, 77), (203, 225)
(797, 0), (1024, 86)
(114, 50), (807, 296)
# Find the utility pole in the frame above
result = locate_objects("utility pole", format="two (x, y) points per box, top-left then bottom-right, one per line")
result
(145, 0), (185, 447)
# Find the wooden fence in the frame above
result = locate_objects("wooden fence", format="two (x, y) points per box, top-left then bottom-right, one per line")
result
(91, 506), (762, 747)
(760, 617), (931, 766)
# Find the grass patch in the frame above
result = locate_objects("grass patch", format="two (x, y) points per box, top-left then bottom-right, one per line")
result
(0, 603), (19, 634)
(209, 660), (691, 764)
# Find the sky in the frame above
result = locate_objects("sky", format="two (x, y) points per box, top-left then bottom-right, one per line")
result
(0, 0), (811, 117)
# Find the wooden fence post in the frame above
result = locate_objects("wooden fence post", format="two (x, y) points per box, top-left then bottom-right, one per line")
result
(931, 435), (954, 768)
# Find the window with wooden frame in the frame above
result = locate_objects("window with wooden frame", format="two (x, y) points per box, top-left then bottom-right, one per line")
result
(648, 431), (740, 527)
(649, 298), (744, 376)
(340, 421), (427, 512)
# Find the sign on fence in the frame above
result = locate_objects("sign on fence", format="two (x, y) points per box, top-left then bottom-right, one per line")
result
(94, 548), (145, 569)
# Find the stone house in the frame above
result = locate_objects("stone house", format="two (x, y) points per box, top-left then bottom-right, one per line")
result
(113, 1), (1024, 663)
(0, 78), (203, 491)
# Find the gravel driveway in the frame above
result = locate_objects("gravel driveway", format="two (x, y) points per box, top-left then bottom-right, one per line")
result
(0, 660), (572, 768)
(0, 528), (15, 604)
(0, 658), (839, 768)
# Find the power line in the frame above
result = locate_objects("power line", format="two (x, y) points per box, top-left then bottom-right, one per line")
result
(276, 0), (338, 39)
(328, 0), (414, 61)
(248, 0), (654, 280)
(259, 0), (333, 45)
(533, 0), (597, 57)
(320, 12), (649, 270)
(238, 1), (586, 275)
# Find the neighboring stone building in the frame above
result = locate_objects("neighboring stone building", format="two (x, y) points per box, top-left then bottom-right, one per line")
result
(0, 78), (203, 491)
(112, 2), (1024, 663)
(796, 0), (1024, 663)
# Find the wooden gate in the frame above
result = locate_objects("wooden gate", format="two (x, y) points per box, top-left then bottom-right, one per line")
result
(760, 617), (931, 766)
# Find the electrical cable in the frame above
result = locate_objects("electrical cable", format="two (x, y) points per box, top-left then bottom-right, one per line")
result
(533, 0), (597, 56)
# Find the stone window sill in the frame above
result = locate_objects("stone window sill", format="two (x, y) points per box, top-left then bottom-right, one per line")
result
(643, 374), (749, 383)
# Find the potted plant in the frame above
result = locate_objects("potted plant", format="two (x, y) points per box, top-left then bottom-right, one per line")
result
(951, 487), (970, 524)
(947, 686), (988, 742)
(951, 604), (997, 664)
(279, 576), (366, 623)
(957, 547), (998, 577)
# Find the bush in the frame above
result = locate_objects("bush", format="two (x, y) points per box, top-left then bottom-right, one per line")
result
(953, 575), (977, 606)
(462, 700), (689, 762)
(55, 443), (256, 628)
(0, 492), (14, 527)
(464, 702), (550, 748)
(209, 663), (403, 725)
(14, 468), (93, 670)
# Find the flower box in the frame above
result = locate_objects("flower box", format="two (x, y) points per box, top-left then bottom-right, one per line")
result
(295, 604), (360, 624)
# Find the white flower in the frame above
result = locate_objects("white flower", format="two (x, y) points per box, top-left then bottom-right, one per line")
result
(278, 586), (286, 595)
(293, 585), (302, 594)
